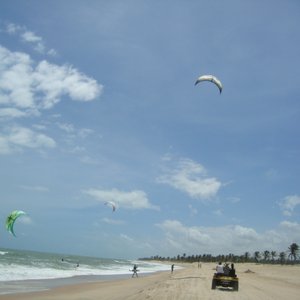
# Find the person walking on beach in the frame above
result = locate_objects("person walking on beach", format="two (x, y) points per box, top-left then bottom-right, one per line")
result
(171, 264), (174, 274)
(132, 264), (138, 278)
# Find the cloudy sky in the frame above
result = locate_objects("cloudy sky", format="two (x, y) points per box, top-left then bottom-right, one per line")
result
(0, 0), (300, 259)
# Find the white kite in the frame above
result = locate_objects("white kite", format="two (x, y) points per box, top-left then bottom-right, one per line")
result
(104, 201), (116, 212)
(195, 75), (223, 94)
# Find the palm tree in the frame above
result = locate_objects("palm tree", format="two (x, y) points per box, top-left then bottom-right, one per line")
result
(288, 243), (299, 261)
(263, 250), (270, 262)
(254, 251), (261, 263)
(244, 252), (250, 262)
(279, 252), (286, 264)
(271, 251), (277, 263)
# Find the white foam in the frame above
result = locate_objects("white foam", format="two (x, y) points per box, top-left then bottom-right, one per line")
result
(0, 260), (171, 282)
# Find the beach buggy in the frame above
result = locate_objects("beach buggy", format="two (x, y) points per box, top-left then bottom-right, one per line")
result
(211, 263), (239, 291)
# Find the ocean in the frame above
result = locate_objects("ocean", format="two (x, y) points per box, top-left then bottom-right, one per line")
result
(0, 248), (170, 295)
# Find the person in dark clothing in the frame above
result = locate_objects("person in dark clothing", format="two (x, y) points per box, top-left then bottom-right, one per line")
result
(132, 264), (139, 277)
(229, 263), (236, 277)
(171, 264), (174, 273)
(223, 263), (230, 275)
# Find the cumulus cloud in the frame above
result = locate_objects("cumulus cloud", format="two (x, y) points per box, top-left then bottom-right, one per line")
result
(157, 157), (222, 201)
(84, 188), (160, 210)
(0, 108), (27, 118)
(0, 45), (103, 119)
(279, 195), (300, 216)
(156, 219), (297, 256)
(0, 126), (56, 154)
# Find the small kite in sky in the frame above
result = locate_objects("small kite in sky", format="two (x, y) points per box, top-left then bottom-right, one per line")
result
(104, 201), (116, 212)
(195, 75), (223, 93)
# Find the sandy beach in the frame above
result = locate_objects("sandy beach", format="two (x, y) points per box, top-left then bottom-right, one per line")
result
(1, 262), (300, 300)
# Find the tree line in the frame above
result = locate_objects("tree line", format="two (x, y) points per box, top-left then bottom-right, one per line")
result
(140, 243), (299, 265)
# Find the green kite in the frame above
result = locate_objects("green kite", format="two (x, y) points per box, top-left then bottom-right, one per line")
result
(6, 210), (26, 237)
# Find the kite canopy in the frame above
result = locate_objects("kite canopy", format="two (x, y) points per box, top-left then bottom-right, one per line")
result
(104, 201), (116, 212)
(195, 75), (223, 93)
(6, 210), (26, 237)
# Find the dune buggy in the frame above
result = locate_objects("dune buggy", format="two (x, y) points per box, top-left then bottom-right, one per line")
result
(211, 274), (239, 291)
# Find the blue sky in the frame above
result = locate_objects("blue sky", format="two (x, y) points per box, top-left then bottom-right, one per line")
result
(0, 0), (300, 259)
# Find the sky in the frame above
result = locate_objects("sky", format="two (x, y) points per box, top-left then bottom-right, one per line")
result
(0, 0), (300, 260)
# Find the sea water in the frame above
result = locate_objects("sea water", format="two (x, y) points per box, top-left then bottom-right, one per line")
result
(0, 248), (170, 295)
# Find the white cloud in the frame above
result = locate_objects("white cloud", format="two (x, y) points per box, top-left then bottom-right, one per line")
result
(78, 128), (94, 138)
(57, 123), (94, 138)
(279, 195), (300, 216)
(19, 185), (49, 192)
(0, 136), (10, 154)
(213, 209), (223, 216)
(57, 122), (75, 133)
(47, 49), (57, 57)
(21, 31), (42, 43)
(156, 219), (297, 256)
(280, 220), (300, 230)
(157, 157), (222, 201)
(265, 168), (280, 180)
(0, 108), (27, 118)
(84, 188), (160, 210)
(0, 45), (103, 117)
(34, 60), (102, 108)
(188, 204), (198, 216)
(5, 23), (23, 34)
(120, 234), (134, 242)
(0, 126), (56, 154)
(80, 156), (99, 165)
(5, 22), (54, 56)
(102, 217), (125, 225)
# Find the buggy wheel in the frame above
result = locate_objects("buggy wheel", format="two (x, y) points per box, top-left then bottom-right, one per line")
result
(233, 281), (239, 291)
(211, 279), (217, 289)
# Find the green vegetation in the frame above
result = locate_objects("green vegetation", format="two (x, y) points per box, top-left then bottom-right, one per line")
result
(140, 243), (299, 265)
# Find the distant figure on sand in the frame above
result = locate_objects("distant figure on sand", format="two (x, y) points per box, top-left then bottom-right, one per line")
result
(216, 262), (224, 275)
(171, 264), (174, 273)
(132, 264), (139, 277)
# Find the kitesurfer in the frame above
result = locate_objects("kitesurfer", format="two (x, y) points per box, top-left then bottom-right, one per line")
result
(132, 264), (138, 277)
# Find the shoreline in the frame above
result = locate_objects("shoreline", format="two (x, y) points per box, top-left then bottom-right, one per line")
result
(0, 273), (132, 295)
(0, 269), (163, 296)
(0, 262), (300, 299)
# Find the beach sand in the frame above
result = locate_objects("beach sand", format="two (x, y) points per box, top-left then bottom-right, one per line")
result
(1, 262), (300, 299)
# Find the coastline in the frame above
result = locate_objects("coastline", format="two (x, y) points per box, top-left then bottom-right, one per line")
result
(1, 262), (300, 300)
(0, 273), (131, 296)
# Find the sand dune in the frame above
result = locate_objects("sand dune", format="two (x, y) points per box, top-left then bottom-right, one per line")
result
(1, 262), (300, 300)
